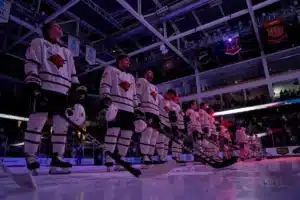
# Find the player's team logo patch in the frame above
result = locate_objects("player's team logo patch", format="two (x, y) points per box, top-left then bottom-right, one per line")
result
(119, 81), (131, 92)
(49, 54), (65, 69)
(151, 91), (157, 101)
(276, 147), (289, 155)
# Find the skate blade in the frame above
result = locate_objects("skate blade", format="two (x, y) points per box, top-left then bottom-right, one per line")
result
(139, 160), (178, 178)
(49, 167), (71, 175)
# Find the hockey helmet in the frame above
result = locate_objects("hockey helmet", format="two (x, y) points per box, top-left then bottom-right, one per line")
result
(106, 104), (118, 121)
(134, 119), (147, 133)
(65, 104), (86, 127)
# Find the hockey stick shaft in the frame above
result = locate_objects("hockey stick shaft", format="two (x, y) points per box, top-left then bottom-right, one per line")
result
(59, 114), (141, 177)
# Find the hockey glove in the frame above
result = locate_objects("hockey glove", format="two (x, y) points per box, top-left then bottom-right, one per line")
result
(25, 82), (41, 113)
(184, 115), (190, 123)
(134, 109), (144, 120)
(25, 82), (41, 97)
(169, 110), (177, 123)
(100, 96), (112, 110)
(203, 127), (209, 134)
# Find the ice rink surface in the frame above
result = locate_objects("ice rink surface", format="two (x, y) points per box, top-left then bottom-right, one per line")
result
(1, 157), (300, 200)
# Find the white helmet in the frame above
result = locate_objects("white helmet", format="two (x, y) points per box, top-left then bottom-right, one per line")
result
(134, 119), (147, 133)
(65, 104), (86, 127)
(106, 104), (118, 121)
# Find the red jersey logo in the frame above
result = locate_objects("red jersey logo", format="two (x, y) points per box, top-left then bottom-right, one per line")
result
(49, 54), (65, 69)
(119, 81), (131, 92)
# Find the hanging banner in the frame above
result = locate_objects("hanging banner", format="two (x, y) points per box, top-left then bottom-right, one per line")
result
(0, 0), (12, 23)
(85, 45), (96, 65)
(264, 18), (287, 44)
(223, 32), (241, 55)
(68, 35), (80, 57)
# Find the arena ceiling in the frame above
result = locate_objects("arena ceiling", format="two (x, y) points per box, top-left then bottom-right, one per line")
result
(0, 0), (296, 95)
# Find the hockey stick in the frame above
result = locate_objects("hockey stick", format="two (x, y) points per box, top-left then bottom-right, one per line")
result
(59, 114), (142, 177)
(0, 158), (37, 189)
(159, 125), (237, 168)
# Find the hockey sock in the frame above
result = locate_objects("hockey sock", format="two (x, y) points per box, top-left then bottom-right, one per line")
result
(149, 129), (159, 156)
(24, 113), (48, 155)
(156, 135), (165, 160)
(104, 127), (121, 164)
(117, 130), (133, 157)
(140, 127), (153, 161)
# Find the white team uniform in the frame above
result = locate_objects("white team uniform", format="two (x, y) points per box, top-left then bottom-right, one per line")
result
(99, 66), (139, 165)
(24, 38), (79, 159)
(136, 78), (159, 162)
(185, 109), (202, 135)
(156, 95), (171, 161)
(100, 66), (139, 113)
(170, 102), (184, 160)
(198, 109), (211, 137)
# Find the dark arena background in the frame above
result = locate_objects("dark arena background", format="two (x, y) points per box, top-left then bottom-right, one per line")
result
(1, 0), (300, 199)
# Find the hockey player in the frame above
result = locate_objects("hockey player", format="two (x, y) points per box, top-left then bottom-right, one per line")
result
(198, 103), (211, 139)
(170, 94), (185, 162)
(156, 91), (174, 163)
(235, 127), (249, 161)
(23, 22), (86, 175)
(205, 108), (219, 158)
(136, 69), (160, 166)
(99, 54), (140, 171)
(185, 100), (204, 156)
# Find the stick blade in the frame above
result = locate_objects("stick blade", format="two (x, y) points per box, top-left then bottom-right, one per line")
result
(139, 160), (178, 178)
(11, 172), (37, 189)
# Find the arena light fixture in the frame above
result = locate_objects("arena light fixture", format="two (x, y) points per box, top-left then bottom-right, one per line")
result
(214, 98), (300, 116)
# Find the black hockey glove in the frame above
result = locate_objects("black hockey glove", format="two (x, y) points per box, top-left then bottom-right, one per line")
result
(134, 109), (144, 120)
(100, 96), (112, 110)
(69, 85), (87, 106)
(25, 83), (41, 113)
(169, 110), (177, 123)
(25, 82), (41, 97)
(184, 115), (190, 123)
(203, 127), (209, 134)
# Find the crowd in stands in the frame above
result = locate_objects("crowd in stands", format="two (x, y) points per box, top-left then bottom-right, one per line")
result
(279, 88), (300, 100)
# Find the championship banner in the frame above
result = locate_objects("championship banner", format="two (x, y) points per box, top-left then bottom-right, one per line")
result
(68, 35), (80, 57)
(264, 18), (287, 44)
(85, 45), (96, 65)
(223, 32), (241, 55)
(0, 0), (12, 23)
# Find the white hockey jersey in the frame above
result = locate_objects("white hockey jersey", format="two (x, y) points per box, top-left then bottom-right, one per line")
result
(158, 94), (171, 128)
(209, 116), (218, 136)
(235, 128), (248, 143)
(186, 109), (202, 134)
(99, 66), (139, 113)
(136, 78), (159, 116)
(171, 102), (185, 130)
(198, 109), (211, 130)
(24, 38), (79, 95)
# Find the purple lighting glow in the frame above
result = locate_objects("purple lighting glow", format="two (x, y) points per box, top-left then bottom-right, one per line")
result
(228, 38), (232, 42)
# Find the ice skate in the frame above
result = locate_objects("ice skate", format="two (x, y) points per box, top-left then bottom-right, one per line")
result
(105, 162), (114, 172)
(49, 153), (72, 175)
(25, 156), (40, 176)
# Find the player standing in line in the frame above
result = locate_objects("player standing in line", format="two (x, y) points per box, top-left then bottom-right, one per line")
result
(205, 108), (219, 157)
(156, 91), (174, 163)
(185, 100), (203, 152)
(198, 103), (211, 139)
(136, 69), (160, 166)
(170, 94), (185, 162)
(23, 22), (86, 175)
(235, 127), (248, 161)
(99, 54), (141, 171)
